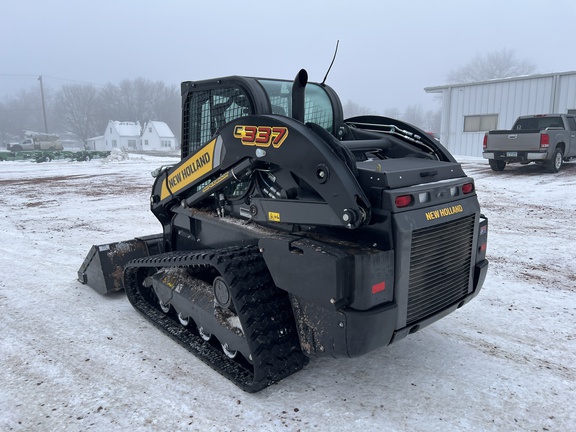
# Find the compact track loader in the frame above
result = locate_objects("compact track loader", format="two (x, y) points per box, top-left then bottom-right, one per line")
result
(78, 69), (488, 392)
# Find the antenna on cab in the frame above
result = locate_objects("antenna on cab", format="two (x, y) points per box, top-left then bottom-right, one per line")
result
(321, 40), (339, 86)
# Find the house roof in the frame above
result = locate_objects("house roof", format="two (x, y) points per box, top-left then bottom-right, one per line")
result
(148, 121), (174, 138)
(112, 121), (141, 137)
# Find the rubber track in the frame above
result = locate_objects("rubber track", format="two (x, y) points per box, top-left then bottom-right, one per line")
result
(124, 245), (308, 392)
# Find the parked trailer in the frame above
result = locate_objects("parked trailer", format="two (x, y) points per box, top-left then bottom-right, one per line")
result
(0, 150), (111, 162)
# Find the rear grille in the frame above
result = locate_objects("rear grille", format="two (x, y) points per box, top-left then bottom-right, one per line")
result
(406, 214), (475, 325)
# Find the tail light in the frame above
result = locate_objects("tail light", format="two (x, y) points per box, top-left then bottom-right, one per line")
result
(462, 183), (474, 194)
(483, 134), (488, 150)
(540, 133), (550, 148)
(395, 195), (413, 208)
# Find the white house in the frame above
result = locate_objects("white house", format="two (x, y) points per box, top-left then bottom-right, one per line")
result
(141, 121), (176, 152)
(87, 120), (176, 152)
(86, 121), (141, 151)
(107, 121), (141, 150)
(425, 71), (576, 157)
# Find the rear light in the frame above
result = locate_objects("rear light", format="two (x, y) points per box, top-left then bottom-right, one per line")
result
(483, 134), (488, 150)
(462, 183), (474, 194)
(395, 195), (413, 208)
(540, 133), (550, 148)
(372, 281), (386, 294)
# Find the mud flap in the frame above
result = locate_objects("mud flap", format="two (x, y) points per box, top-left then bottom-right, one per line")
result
(77, 234), (163, 294)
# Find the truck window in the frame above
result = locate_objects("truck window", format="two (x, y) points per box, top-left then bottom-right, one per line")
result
(515, 117), (564, 130)
(567, 117), (576, 130)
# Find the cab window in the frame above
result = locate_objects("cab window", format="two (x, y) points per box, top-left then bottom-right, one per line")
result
(257, 79), (334, 133)
(187, 87), (252, 153)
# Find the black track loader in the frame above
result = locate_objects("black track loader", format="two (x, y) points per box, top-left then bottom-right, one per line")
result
(78, 69), (488, 392)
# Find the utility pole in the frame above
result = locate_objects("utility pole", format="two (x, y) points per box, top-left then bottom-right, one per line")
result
(38, 75), (48, 133)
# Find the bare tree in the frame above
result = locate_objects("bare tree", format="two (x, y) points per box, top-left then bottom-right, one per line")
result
(0, 88), (51, 138)
(0, 78), (181, 144)
(422, 109), (441, 133)
(402, 104), (425, 128)
(342, 99), (377, 118)
(97, 83), (123, 125)
(383, 107), (401, 119)
(447, 48), (537, 83)
(98, 78), (180, 137)
(53, 84), (100, 143)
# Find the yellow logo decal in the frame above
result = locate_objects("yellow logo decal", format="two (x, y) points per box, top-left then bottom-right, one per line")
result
(268, 211), (281, 222)
(425, 204), (464, 221)
(234, 125), (288, 148)
(160, 139), (216, 200)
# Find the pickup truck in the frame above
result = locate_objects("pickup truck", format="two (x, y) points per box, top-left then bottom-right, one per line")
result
(7, 133), (63, 152)
(482, 114), (576, 172)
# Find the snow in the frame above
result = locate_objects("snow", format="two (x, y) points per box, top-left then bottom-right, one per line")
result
(112, 121), (142, 137)
(148, 121), (175, 138)
(0, 155), (575, 431)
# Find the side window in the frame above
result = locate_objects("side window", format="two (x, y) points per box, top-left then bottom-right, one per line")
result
(258, 79), (335, 134)
(187, 87), (252, 154)
(185, 90), (210, 155)
(566, 116), (576, 131)
(304, 84), (334, 133)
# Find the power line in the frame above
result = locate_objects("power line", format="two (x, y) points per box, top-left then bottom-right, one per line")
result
(0, 73), (104, 87)
(43, 75), (105, 87)
(0, 73), (40, 79)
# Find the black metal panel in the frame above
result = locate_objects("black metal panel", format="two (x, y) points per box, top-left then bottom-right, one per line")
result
(406, 215), (475, 325)
(356, 158), (465, 190)
(260, 236), (353, 309)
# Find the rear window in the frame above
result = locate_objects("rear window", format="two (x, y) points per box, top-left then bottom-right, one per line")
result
(514, 117), (564, 130)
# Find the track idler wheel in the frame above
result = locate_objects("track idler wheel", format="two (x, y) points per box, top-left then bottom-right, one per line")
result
(213, 276), (232, 309)
(222, 343), (238, 359)
(177, 312), (190, 327)
(159, 299), (171, 314)
(198, 327), (212, 341)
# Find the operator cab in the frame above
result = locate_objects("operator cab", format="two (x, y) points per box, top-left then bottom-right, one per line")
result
(180, 73), (343, 158)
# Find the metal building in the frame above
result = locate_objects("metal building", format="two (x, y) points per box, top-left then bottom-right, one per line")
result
(425, 71), (576, 157)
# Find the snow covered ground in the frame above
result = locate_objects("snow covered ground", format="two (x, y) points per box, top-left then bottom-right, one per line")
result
(0, 154), (574, 432)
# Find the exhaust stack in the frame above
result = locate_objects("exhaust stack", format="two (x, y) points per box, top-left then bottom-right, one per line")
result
(292, 69), (308, 123)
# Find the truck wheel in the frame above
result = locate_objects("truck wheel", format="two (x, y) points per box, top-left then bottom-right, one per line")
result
(489, 159), (506, 171)
(546, 148), (563, 173)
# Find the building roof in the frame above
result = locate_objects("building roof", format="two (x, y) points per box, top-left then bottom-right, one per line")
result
(148, 121), (174, 138)
(112, 121), (141, 137)
(424, 70), (576, 93)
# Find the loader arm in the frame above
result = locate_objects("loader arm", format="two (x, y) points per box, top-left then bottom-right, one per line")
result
(151, 114), (371, 230)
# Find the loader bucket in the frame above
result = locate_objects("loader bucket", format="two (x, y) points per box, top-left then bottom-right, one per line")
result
(77, 234), (163, 294)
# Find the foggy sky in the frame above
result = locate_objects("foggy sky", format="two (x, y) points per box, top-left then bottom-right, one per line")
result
(2, 0), (575, 114)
